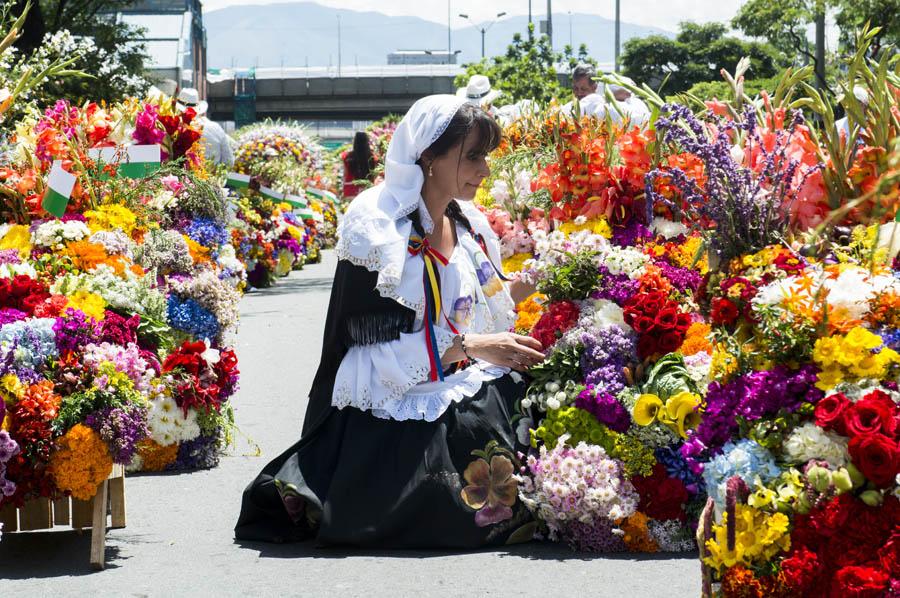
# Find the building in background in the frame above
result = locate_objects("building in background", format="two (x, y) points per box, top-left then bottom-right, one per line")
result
(387, 50), (459, 65)
(116, 0), (208, 96)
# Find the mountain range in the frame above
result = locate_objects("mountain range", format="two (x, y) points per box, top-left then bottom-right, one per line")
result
(204, 2), (673, 69)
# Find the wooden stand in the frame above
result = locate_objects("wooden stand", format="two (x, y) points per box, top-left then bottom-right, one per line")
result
(0, 464), (126, 570)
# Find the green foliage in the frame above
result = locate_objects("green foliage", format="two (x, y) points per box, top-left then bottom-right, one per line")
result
(535, 250), (601, 302)
(683, 75), (782, 101)
(621, 22), (780, 94)
(456, 24), (594, 104)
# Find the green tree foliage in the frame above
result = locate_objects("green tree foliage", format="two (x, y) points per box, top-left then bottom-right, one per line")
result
(620, 22), (779, 94)
(456, 24), (594, 104)
(10, 0), (149, 103)
(734, 0), (900, 62)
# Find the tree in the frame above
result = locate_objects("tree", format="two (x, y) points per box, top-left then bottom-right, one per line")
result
(620, 22), (780, 94)
(9, 0), (149, 103)
(833, 0), (900, 56)
(456, 24), (594, 104)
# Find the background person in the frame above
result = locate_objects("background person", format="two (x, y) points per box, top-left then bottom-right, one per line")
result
(177, 88), (234, 167)
(341, 131), (375, 201)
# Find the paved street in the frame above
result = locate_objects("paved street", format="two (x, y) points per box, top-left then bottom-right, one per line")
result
(0, 250), (700, 597)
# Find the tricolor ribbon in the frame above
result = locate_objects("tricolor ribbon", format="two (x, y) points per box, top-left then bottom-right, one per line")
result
(408, 235), (450, 382)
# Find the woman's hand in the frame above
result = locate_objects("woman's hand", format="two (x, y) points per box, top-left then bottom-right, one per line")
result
(464, 332), (545, 371)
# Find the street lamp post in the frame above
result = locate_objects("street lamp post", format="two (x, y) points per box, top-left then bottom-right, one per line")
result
(614, 0), (620, 72)
(459, 12), (507, 59)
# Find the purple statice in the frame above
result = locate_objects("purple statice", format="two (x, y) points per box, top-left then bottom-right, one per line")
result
(655, 446), (704, 495)
(646, 104), (821, 263)
(611, 219), (653, 248)
(0, 249), (21, 265)
(184, 217), (230, 249)
(653, 259), (703, 293)
(591, 266), (640, 305)
(168, 432), (221, 470)
(562, 519), (627, 552)
(85, 405), (148, 464)
(53, 308), (98, 354)
(580, 326), (637, 396)
(0, 430), (19, 498)
(681, 365), (822, 472)
(0, 308), (28, 325)
(575, 386), (631, 433)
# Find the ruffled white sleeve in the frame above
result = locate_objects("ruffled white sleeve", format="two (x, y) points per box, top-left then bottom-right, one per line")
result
(331, 326), (457, 418)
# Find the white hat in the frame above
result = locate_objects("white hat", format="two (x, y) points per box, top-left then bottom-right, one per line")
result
(176, 88), (208, 115)
(456, 75), (501, 107)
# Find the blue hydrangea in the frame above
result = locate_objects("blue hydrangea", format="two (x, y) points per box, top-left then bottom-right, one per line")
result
(702, 438), (781, 507)
(166, 295), (220, 341)
(184, 218), (230, 249)
(0, 318), (59, 369)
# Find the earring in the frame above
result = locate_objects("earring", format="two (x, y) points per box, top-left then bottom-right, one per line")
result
(428, 163), (434, 177)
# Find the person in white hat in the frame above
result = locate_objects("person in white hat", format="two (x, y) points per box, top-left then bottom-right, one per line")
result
(835, 85), (870, 142)
(456, 74), (502, 114)
(177, 87), (234, 167)
(607, 77), (650, 126)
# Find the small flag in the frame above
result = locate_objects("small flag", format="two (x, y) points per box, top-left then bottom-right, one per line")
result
(283, 194), (308, 209)
(225, 172), (251, 189)
(895, 209), (900, 223)
(42, 161), (76, 218)
(297, 208), (315, 220)
(306, 187), (337, 204)
(311, 211), (324, 223)
(119, 145), (161, 179)
(259, 186), (285, 201)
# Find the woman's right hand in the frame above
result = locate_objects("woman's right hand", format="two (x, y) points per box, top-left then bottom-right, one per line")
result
(465, 332), (545, 372)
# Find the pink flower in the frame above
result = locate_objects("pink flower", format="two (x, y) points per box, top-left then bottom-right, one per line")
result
(160, 175), (184, 194)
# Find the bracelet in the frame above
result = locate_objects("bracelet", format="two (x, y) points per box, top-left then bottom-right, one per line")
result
(460, 334), (474, 361)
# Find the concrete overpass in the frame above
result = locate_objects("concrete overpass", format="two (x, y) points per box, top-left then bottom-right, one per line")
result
(207, 64), (463, 123)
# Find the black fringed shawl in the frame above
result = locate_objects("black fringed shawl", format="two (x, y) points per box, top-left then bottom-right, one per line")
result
(301, 259), (416, 435)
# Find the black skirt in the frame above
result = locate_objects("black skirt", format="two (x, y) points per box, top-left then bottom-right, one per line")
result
(234, 374), (536, 548)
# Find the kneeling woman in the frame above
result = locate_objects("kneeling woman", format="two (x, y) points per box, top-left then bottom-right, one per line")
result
(235, 95), (544, 548)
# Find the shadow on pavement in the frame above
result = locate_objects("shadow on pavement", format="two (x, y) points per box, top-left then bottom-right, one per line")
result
(0, 530), (126, 578)
(244, 278), (334, 296)
(234, 538), (699, 562)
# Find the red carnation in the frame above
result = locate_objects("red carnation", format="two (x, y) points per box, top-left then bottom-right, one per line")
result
(848, 433), (900, 488)
(629, 464), (688, 521)
(831, 566), (889, 598)
(710, 297), (739, 326)
(879, 532), (900, 578)
(780, 547), (822, 594)
(815, 393), (851, 435)
(530, 300), (579, 350)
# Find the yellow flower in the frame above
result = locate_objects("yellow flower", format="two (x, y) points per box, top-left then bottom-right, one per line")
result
(710, 345), (738, 380)
(0, 224), (33, 258)
(85, 204), (137, 236)
(664, 391), (702, 439)
(502, 252), (531, 274)
(843, 326), (883, 351)
(0, 373), (24, 404)
(704, 505), (791, 571)
(633, 394), (664, 426)
(66, 290), (107, 321)
(815, 366), (845, 391)
(812, 336), (840, 368)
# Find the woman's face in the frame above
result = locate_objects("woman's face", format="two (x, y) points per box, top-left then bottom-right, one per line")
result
(427, 131), (491, 201)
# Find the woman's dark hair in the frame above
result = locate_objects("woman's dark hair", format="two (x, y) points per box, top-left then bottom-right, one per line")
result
(348, 131), (374, 179)
(410, 103), (502, 236)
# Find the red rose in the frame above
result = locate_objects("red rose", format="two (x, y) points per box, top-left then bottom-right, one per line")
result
(848, 433), (900, 487)
(815, 393), (851, 435)
(831, 565), (889, 598)
(781, 547), (821, 593)
(633, 316), (656, 334)
(658, 331), (683, 354)
(630, 464), (688, 521)
(637, 335), (660, 358)
(710, 297), (739, 325)
(654, 307), (679, 329)
(675, 313), (692, 333)
(844, 390), (898, 439)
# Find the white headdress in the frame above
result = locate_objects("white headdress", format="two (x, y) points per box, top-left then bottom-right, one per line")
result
(336, 94), (466, 316)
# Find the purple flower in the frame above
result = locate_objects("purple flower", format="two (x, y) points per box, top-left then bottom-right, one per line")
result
(653, 259), (703, 293)
(0, 249), (21, 265)
(53, 308), (98, 354)
(611, 219), (653, 248)
(562, 519), (626, 553)
(85, 405), (149, 464)
(575, 387), (631, 433)
(579, 325), (637, 396)
(591, 266), (640, 305)
(168, 432), (222, 470)
(0, 308), (28, 326)
(681, 365), (822, 471)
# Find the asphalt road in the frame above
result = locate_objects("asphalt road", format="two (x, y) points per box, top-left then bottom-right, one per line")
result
(0, 249), (700, 597)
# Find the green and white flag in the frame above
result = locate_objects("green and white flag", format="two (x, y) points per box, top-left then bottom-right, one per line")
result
(225, 172), (251, 189)
(307, 187), (337, 204)
(297, 208), (315, 220)
(119, 145), (161, 179)
(259, 186), (285, 202)
(283, 193), (308, 209)
(42, 161), (76, 218)
(311, 210), (324, 223)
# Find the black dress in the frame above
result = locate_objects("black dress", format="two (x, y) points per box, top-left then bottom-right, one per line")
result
(234, 260), (535, 547)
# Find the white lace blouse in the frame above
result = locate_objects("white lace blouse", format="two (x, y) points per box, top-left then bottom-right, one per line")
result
(331, 207), (517, 422)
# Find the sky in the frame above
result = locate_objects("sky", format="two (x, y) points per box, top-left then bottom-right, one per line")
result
(199, 0), (748, 31)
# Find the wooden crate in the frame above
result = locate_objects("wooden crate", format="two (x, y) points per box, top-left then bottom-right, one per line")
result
(0, 464), (126, 570)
